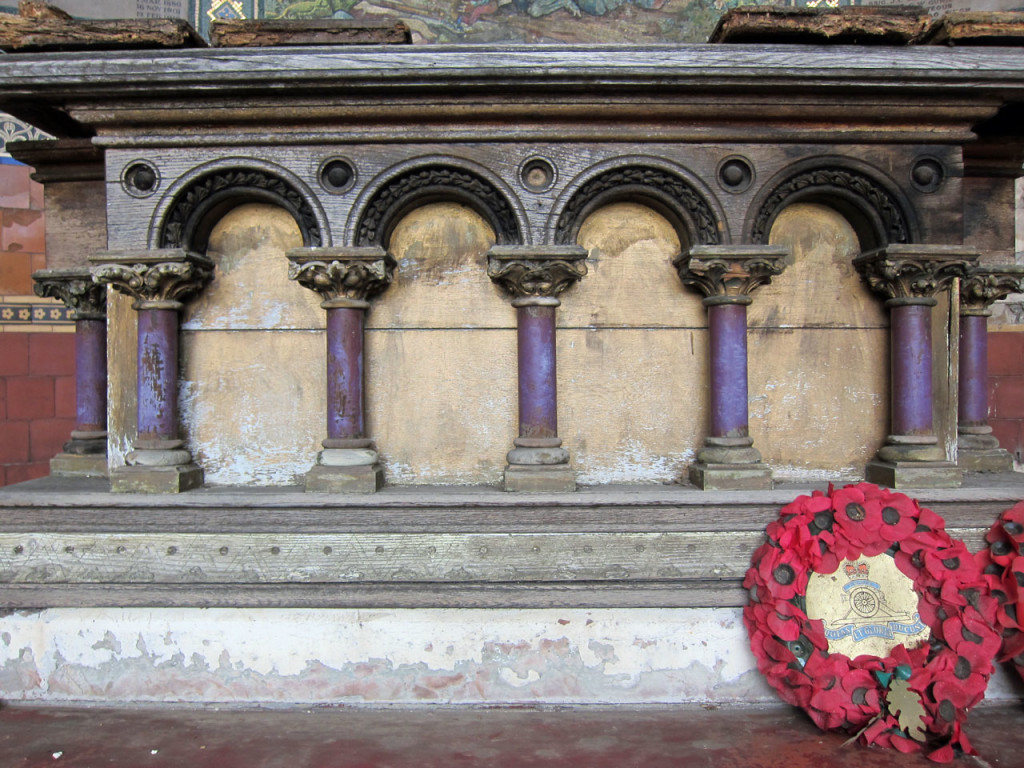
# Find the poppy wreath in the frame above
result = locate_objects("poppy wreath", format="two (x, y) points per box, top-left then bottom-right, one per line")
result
(976, 500), (1024, 679)
(744, 482), (1000, 763)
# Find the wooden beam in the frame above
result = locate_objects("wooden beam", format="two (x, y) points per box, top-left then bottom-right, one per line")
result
(209, 19), (411, 48)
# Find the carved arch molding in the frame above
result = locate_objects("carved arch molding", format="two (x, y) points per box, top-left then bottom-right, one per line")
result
(160, 168), (323, 250)
(355, 165), (523, 246)
(157, 162), (911, 253)
(750, 167), (911, 247)
(555, 166), (721, 246)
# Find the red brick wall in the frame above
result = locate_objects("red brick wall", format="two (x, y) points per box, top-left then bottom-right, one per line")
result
(0, 162), (46, 293)
(0, 332), (76, 485)
(1, 160), (77, 487)
(990, 331), (1024, 465)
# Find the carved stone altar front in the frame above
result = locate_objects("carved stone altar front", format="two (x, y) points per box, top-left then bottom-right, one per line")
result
(1, 41), (1022, 498)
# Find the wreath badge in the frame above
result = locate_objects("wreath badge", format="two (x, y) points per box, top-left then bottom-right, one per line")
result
(744, 483), (1000, 762)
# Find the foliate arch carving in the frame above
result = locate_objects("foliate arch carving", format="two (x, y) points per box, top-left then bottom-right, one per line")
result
(354, 165), (523, 247)
(554, 165), (721, 247)
(159, 168), (323, 251)
(750, 166), (911, 248)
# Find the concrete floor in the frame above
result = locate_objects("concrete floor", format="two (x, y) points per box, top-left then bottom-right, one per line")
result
(1, 704), (1022, 767)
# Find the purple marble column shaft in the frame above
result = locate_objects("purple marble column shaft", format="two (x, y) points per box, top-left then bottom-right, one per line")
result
(958, 313), (989, 427)
(707, 300), (750, 438)
(136, 307), (179, 443)
(517, 303), (558, 439)
(889, 302), (934, 436)
(326, 306), (366, 441)
(75, 317), (107, 433)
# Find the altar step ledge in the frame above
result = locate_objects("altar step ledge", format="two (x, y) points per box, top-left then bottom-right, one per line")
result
(0, 475), (1021, 611)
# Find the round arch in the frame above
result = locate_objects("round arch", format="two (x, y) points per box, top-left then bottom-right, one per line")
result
(353, 162), (525, 248)
(157, 163), (325, 252)
(747, 160), (917, 250)
(553, 162), (723, 248)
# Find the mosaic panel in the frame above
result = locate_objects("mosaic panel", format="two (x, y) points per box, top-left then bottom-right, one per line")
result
(0, 113), (51, 164)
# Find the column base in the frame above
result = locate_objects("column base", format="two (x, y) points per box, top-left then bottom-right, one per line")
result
(864, 460), (962, 489)
(689, 462), (773, 491)
(110, 463), (203, 493)
(305, 464), (384, 493)
(503, 464), (575, 493)
(50, 453), (107, 478)
(958, 447), (1014, 473)
(957, 432), (1015, 472)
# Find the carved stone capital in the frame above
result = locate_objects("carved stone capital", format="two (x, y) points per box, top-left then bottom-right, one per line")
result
(959, 264), (1024, 315)
(90, 249), (214, 309)
(287, 246), (396, 304)
(487, 245), (587, 299)
(32, 267), (107, 320)
(674, 245), (788, 299)
(853, 245), (978, 303)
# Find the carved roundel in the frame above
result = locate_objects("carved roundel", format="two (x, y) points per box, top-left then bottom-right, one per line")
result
(751, 166), (911, 247)
(554, 165), (720, 246)
(910, 157), (944, 194)
(520, 156), (557, 193)
(355, 165), (523, 247)
(717, 156), (754, 194)
(122, 160), (160, 198)
(160, 168), (323, 251)
(319, 157), (357, 195)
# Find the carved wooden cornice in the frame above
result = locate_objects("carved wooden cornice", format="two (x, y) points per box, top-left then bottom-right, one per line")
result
(960, 264), (1024, 315)
(674, 245), (788, 301)
(32, 267), (106, 320)
(853, 245), (978, 303)
(487, 246), (588, 299)
(1, 47), (1021, 144)
(90, 249), (214, 309)
(287, 246), (396, 305)
(6, 138), (102, 183)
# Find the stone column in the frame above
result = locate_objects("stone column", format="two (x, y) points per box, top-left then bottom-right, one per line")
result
(91, 249), (214, 493)
(32, 268), (108, 477)
(287, 246), (396, 493)
(674, 245), (788, 490)
(957, 264), (1024, 472)
(853, 245), (977, 488)
(487, 245), (587, 492)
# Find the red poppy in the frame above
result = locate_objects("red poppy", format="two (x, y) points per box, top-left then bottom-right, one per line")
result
(877, 492), (919, 542)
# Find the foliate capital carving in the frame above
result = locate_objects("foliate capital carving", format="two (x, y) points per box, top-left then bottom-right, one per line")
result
(960, 265), (1024, 315)
(853, 245), (977, 303)
(287, 246), (396, 304)
(90, 249), (214, 309)
(32, 267), (106, 320)
(487, 245), (588, 299)
(674, 245), (788, 300)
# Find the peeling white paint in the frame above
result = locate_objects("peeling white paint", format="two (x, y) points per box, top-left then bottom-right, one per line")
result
(575, 439), (693, 485)
(4, 607), (1020, 706)
(0, 607), (773, 705)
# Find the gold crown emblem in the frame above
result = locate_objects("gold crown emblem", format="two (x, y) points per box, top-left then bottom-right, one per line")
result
(844, 561), (870, 579)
